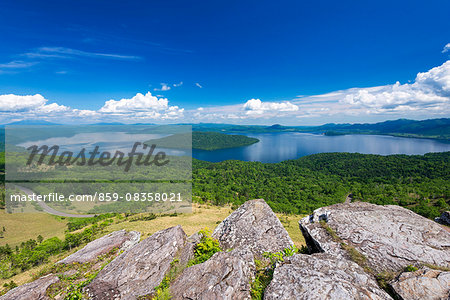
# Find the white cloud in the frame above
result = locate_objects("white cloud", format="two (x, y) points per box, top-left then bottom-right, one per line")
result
(195, 83), (203, 88)
(0, 61), (37, 69)
(243, 99), (299, 115)
(341, 61), (450, 113)
(0, 92), (184, 124)
(24, 47), (142, 61)
(173, 82), (183, 87)
(0, 94), (47, 111)
(2, 61), (449, 125)
(99, 92), (184, 119)
(181, 60), (450, 124)
(35, 102), (70, 114)
(442, 43), (450, 53)
(154, 83), (171, 91)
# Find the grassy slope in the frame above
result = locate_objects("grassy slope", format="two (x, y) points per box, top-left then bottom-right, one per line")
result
(0, 211), (67, 247)
(0, 203), (305, 287)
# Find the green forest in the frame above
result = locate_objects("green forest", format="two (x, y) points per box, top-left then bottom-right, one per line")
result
(145, 131), (259, 151)
(192, 152), (449, 219)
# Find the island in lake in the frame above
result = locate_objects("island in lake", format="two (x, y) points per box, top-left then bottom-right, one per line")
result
(144, 131), (259, 151)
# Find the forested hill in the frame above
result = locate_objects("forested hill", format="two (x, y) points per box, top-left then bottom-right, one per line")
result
(316, 118), (450, 140)
(192, 152), (449, 219)
(145, 131), (259, 151)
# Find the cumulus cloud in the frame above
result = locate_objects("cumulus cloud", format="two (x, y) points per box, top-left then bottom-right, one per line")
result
(442, 43), (450, 53)
(154, 83), (171, 91)
(183, 60), (450, 124)
(195, 83), (203, 88)
(173, 82), (183, 87)
(243, 99), (299, 115)
(341, 61), (450, 113)
(0, 94), (47, 111)
(99, 92), (184, 119)
(2, 61), (449, 125)
(0, 92), (184, 123)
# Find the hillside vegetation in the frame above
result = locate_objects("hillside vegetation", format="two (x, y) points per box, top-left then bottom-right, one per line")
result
(145, 131), (259, 150)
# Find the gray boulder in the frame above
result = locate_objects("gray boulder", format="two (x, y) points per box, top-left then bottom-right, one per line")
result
(264, 253), (392, 300)
(85, 225), (187, 300)
(390, 267), (450, 300)
(435, 211), (450, 226)
(0, 274), (59, 300)
(170, 248), (255, 300)
(177, 232), (202, 268)
(299, 202), (450, 273)
(58, 230), (140, 264)
(213, 199), (293, 257)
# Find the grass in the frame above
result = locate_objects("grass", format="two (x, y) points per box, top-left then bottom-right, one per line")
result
(251, 259), (273, 300)
(0, 246), (79, 288)
(421, 263), (450, 272)
(0, 210), (67, 248)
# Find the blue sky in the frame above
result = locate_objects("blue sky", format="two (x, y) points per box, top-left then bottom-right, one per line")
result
(0, 0), (449, 125)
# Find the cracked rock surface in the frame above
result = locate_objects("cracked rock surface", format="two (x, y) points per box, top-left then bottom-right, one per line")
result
(213, 199), (293, 256)
(390, 267), (450, 300)
(0, 274), (59, 300)
(264, 253), (392, 300)
(299, 202), (450, 273)
(85, 225), (187, 300)
(170, 248), (255, 300)
(58, 230), (140, 264)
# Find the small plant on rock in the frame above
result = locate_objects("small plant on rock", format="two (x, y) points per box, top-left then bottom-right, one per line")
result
(404, 265), (418, 272)
(188, 228), (222, 266)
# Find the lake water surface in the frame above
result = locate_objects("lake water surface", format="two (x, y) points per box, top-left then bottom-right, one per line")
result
(18, 131), (450, 163)
(192, 132), (450, 163)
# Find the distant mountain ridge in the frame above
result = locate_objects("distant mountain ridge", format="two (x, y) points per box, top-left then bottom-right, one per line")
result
(190, 118), (450, 141)
(1, 118), (449, 141)
(312, 118), (450, 140)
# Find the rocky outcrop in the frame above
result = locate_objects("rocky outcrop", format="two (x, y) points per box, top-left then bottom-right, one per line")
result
(7, 199), (449, 300)
(58, 230), (140, 264)
(435, 211), (450, 226)
(0, 274), (59, 300)
(213, 199), (293, 257)
(85, 225), (187, 300)
(299, 202), (450, 273)
(170, 248), (255, 300)
(390, 267), (450, 300)
(264, 253), (392, 300)
(177, 232), (202, 268)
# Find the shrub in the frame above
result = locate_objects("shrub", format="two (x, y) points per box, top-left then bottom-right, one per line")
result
(188, 228), (222, 266)
(404, 265), (418, 272)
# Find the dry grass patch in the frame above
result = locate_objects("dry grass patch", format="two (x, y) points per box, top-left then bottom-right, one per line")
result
(0, 210), (66, 247)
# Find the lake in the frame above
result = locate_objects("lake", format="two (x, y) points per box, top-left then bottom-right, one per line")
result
(16, 130), (450, 163)
(192, 132), (450, 163)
